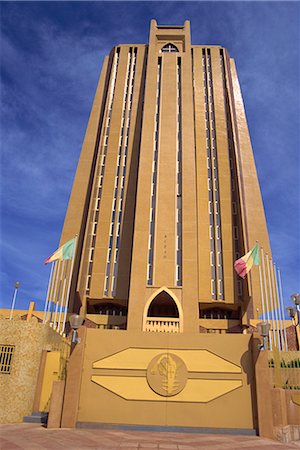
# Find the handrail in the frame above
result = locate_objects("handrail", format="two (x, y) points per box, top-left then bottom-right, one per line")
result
(145, 317), (180, 333)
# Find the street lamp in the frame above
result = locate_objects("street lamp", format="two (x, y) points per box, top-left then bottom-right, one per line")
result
(69, 314), (84, 344)
(9, 281), (20, 320)
(286, 293), (300, 327)
(257, 321), (271, 350)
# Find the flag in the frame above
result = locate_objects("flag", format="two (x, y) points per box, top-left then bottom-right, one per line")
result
(44, 237), (76, 265)
(234, 242), (260, 278)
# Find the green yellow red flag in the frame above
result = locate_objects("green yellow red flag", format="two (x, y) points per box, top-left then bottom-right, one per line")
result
(234, 242), (260, 278)
(44, 237), (76, 265)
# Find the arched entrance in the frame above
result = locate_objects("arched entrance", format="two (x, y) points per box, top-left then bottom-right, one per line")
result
(143, 288), (183, 333)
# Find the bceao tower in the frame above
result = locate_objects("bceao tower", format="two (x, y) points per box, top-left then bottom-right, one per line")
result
(60, 20), (271, 334)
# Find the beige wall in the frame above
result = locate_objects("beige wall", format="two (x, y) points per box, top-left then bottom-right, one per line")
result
(74, 329), (255, 430)
(0, 317), (64, 423)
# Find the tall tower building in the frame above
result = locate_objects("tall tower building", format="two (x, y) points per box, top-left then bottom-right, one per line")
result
(53, 19), (279, 431)
(59, 19), (271, 334)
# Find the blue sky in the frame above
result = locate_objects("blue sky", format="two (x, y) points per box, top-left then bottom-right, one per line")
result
(1, 1), (299, 314)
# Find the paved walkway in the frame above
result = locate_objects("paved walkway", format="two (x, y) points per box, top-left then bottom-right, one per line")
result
(0, 423), (300, 449)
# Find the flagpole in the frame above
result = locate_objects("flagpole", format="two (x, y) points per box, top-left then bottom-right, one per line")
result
(50, 260), (63, 324)
(258, 246), (266, 322)
(261, 247), (272, 350)
(57, 277), (67, 334)
(266, 253), (277, 349)
(277, 267), (288, 351)
(54, 260), (67, 329)
(53, 298), (60, 330)
(45, 261), (58, 323)
(53, 262), (64, 330)
(43, 262), (54, 323)
(57, 261), (68, 333)
(270, 258), (281, 351)
(258, 260), (267, 350)
(62, 235), (78, 334)
(274, 262), (286, 352)
(46, 297), (52, 323)
(48, 261), (58, 321)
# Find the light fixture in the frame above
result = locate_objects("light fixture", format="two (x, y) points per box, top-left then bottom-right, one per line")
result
(9, 281), (20, 320)
(69, 314), (84, 344)
(286, 306), (296, 319)
(291, 293), (300, 306)
(287, 294), (300, 327)
(257, 321), (271, 350)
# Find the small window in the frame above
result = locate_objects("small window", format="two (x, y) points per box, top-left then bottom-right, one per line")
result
(86, 275), (91, 292)
(237, 280), (243, 296)
(104, 276), (109, 294)
(218, 279), (224, 297)
(0, 345), (15, 374)
(89, 248), (94, 262)
(210, 251), (215, 267)
(233, 226), (239, 240)
(211, 279), (216, 296)
(161, 43), (179, 53)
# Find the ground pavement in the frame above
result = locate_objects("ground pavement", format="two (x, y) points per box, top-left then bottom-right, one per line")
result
(1, 423), (300, 449)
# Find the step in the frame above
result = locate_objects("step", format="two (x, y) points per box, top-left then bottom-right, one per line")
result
(23, 412), (48, 424)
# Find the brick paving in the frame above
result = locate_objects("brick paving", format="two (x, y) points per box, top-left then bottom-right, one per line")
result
(0, 423), (300, 449)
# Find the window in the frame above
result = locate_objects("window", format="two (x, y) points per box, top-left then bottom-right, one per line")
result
(200, 308), (237, 320)
(86, 275), (91, 291)
(86, 48), (120, 295)
(161, 43), (179, 53)
(0, 345), (15, 374)
(233, 226), (239, 240)
(176, 59), (182, 287)
(218, 280), (224, 298)
(232, 201), (237, 215)
(211, 279), (216, 296)
(147, 59), (161, 286)
(237, 280), (243, 296)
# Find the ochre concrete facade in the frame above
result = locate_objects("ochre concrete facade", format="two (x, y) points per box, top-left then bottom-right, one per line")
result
(74, 329), (256, 431)
(59, 20), (271, 332)
(53, 20), (279, 432)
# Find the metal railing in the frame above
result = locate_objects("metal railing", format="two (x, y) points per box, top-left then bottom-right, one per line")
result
(269, 350), (300, 390)
(0, 345), (15, 374)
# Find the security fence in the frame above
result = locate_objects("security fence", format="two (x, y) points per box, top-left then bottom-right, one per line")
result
(269, 350), (300, 390)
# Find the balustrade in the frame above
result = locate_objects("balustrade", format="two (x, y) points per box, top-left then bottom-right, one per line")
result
(144, 317), (180, 333)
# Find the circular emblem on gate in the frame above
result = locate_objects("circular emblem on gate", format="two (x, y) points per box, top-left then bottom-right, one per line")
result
(146, 353), (188, 397)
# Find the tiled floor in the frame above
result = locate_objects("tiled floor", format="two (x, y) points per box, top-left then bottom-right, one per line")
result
(0, 423), (299, 449)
